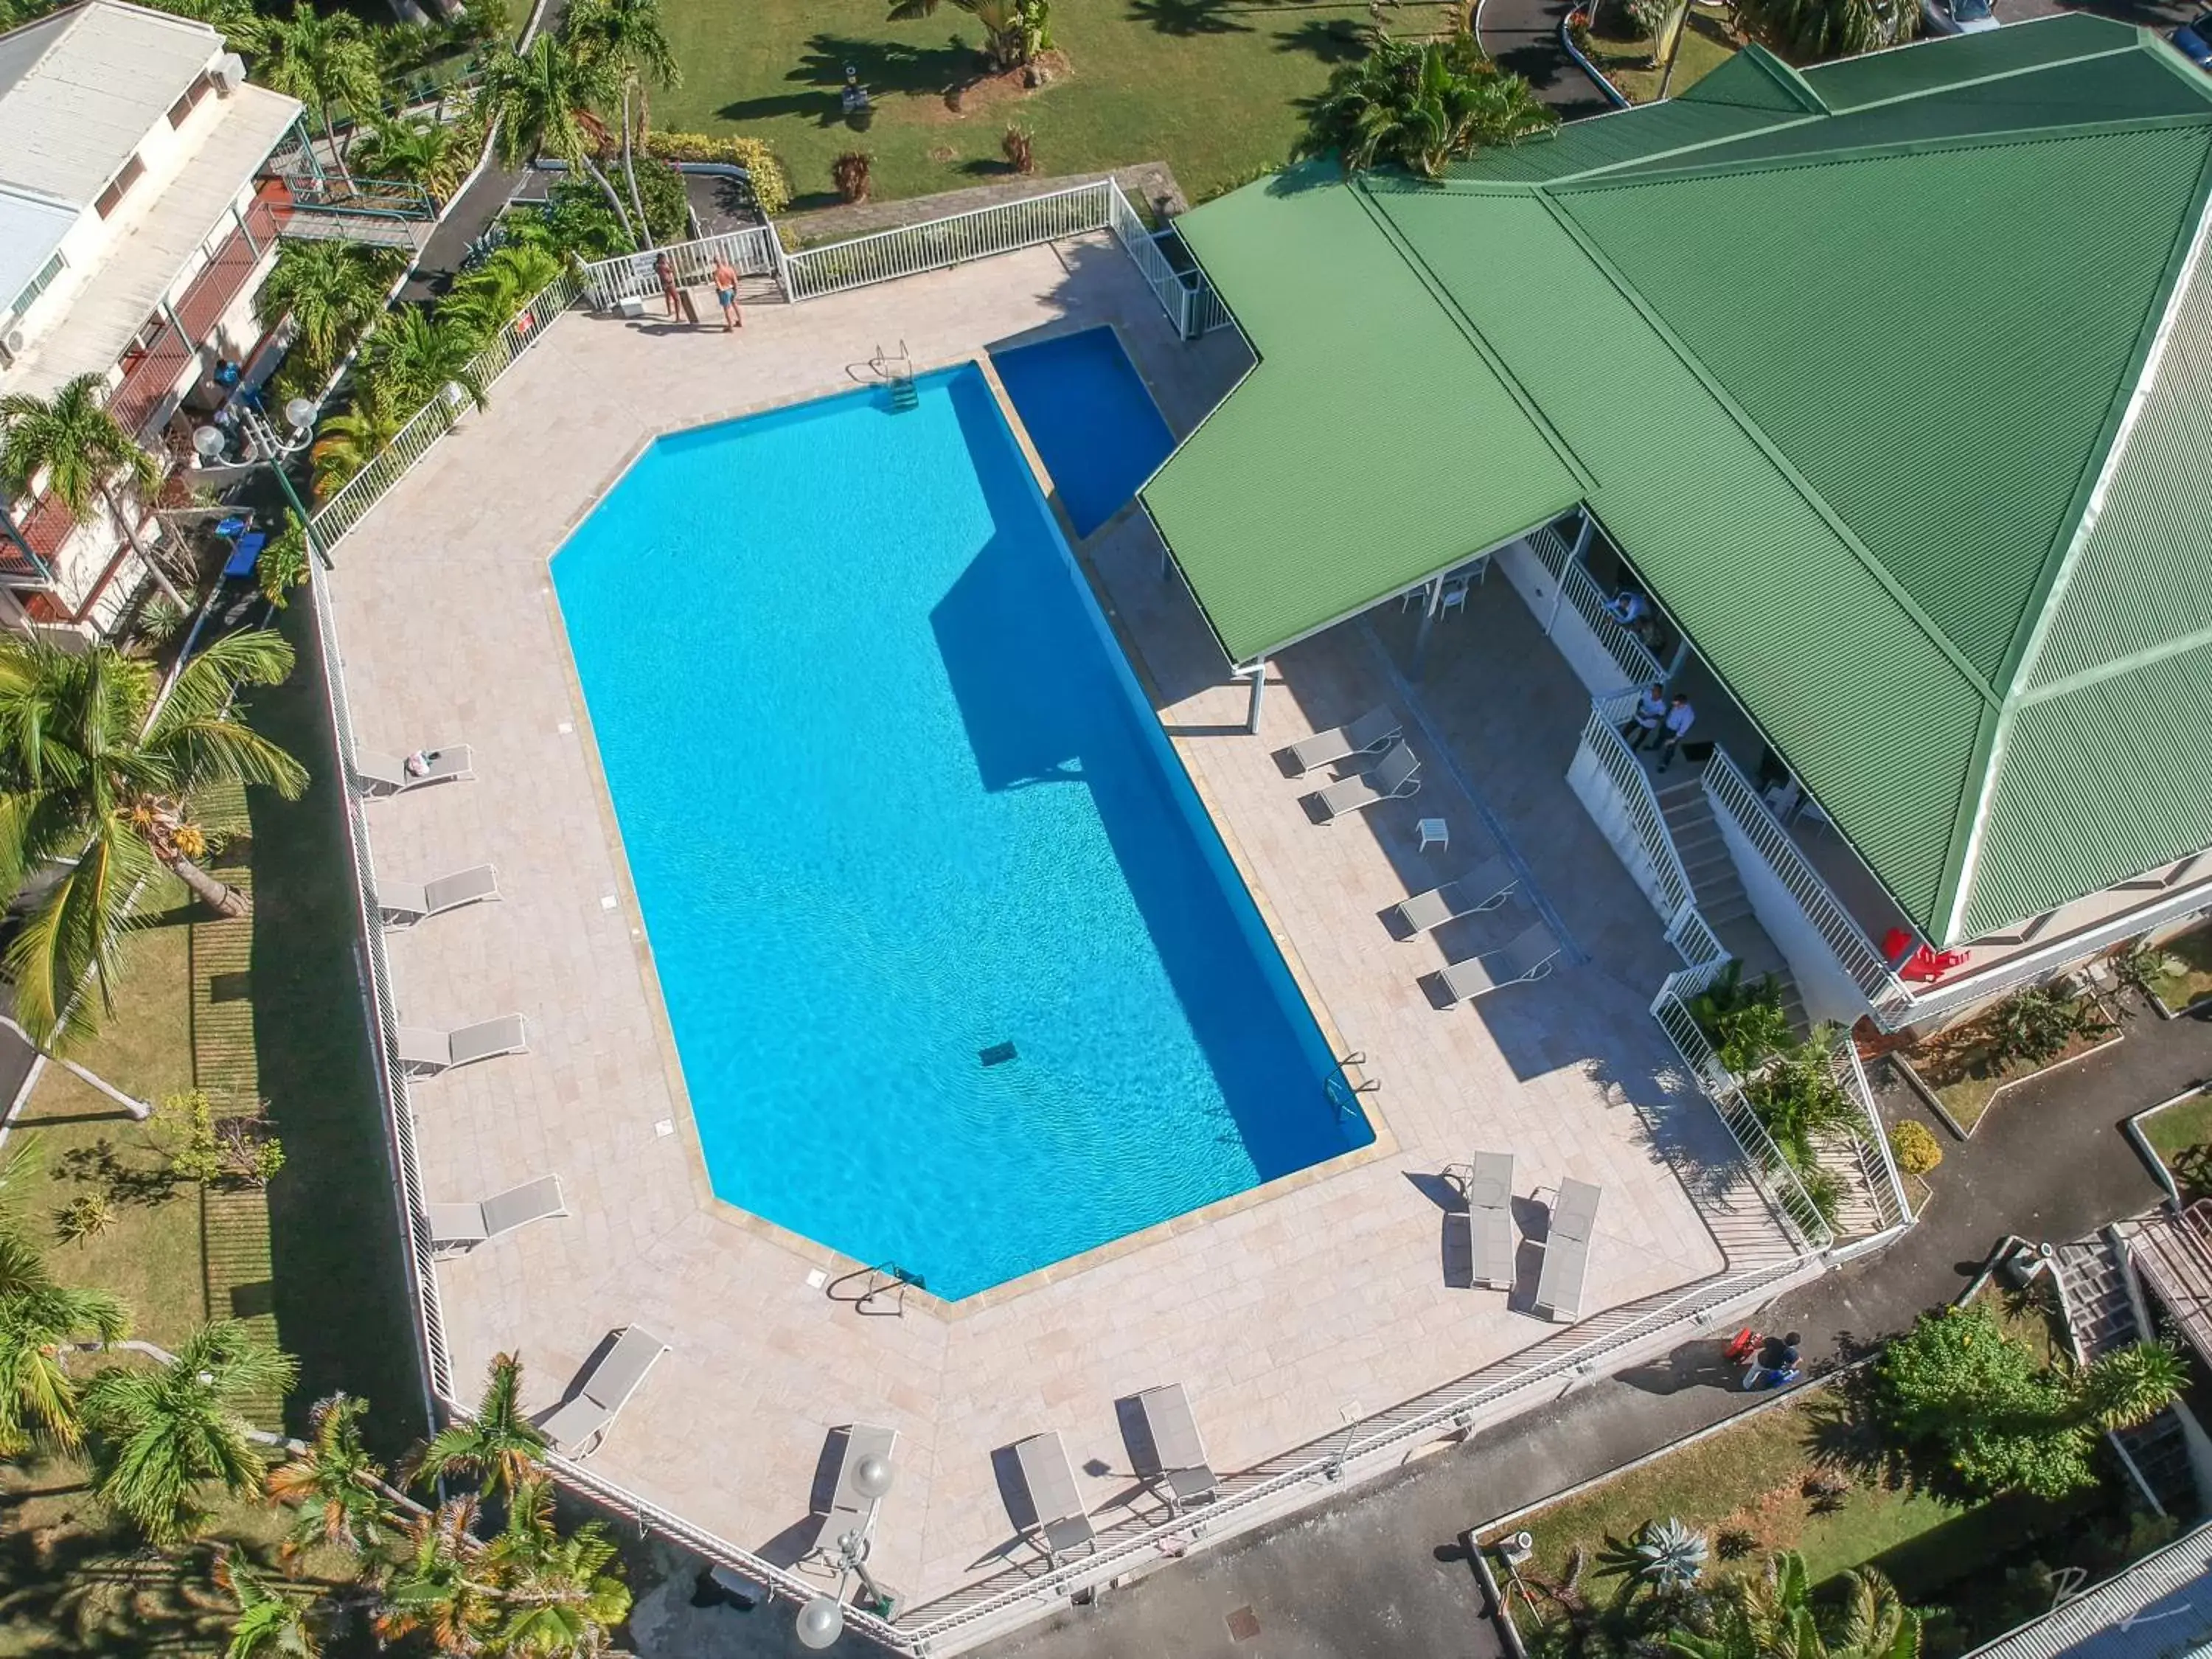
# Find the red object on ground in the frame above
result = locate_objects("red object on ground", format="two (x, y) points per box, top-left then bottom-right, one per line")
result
(1725, 1328), (1761, 1364)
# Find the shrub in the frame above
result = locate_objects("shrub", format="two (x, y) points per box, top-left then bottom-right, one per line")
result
(641, 132), (793, 216)
(1686, 963), (1792, 1074)
(153, 1089), (285, 1189)
(1986, 987), (2109, 1071)
(1003, 123), (1036, 175)
(55, 1192), (116, 1245)
(1891, 1119), (1941, 1176)
(833, 150), (874, 204)
(257, 514), (311, 609)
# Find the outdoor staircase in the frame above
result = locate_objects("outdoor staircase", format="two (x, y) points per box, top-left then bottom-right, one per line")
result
(275, 210), (428, 251)
(1657, 778), (1807, 1031)
(2055, 1229), (2202, 1516)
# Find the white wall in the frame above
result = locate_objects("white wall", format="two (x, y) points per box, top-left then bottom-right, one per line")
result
(1497, 535), (1639, 699)
(1709, 796), (1875, 1031)
(1568, 737), (1674, 925)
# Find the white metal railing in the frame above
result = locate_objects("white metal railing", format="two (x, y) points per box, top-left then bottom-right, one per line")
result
(1702, 750), (1912, 1021)
(1184, 277), (1234, 337)
(1106, 184), (1194, 338)
(1582, 692), (1696, 922)
(1528, 524), (1667, 688)
(1653, 990), (1834, 1252)
(1832, 1039), (1911, 1232)
(579, 224), (782, 309)
(310, 269), (582, 546)
(783, 180), (1116, 301)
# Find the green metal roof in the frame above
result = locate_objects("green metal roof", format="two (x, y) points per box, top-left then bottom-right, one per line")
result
(1141, 16), (2212, 943)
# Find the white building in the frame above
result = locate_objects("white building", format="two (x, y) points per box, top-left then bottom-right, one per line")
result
(0, 0), (301, 630)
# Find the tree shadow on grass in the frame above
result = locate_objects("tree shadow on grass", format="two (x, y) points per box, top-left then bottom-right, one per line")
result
(718, 32), (983, 124)
(1275, 15), (1366, 60)
(0, 1521), (231, 1658)
(52, 1138), (180, 1208)
(1127, 0), (1256, 34)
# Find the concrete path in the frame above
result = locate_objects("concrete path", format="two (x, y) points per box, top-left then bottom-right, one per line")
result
(1478, 0), (1615, 119)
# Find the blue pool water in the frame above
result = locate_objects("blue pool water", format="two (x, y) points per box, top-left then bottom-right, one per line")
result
(991, 327), (1175, 537)
(552, 366), (1368, 1298)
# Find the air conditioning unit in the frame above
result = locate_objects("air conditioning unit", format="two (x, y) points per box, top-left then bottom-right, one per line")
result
(211, 52), (245, 94)
(0, 321), (24, 368)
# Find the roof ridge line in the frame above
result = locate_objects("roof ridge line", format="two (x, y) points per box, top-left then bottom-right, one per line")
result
(1735, 44), (1829, 114)
(1534, 188), (2003, 711)
(2011, 615), (2212, 709)
(1819, 35), (2146, 119)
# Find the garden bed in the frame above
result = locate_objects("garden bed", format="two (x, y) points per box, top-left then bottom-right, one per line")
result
(1571, 5), (1738, 104)
(2131, 923), (2212, 1018)
(2137, 1088), (2212, 1201)
(1896, 993), (2122, 1134)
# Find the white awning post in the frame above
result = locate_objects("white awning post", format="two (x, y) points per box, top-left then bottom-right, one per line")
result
(1245, 661), (1267, 733)
(1411, 576), (1443, 680)
(1547, 511), (1593, 638)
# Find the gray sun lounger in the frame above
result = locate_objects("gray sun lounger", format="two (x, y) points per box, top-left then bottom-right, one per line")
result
(821, 1424), (898, 1543)
(1283, 706), (1401, 778)
(1309, 740), (1422, 823)
(1436, 923), (1559, 1004)
(356, 745), (474, 795)
(428, 1174), (566, 1249)
(540, 1326), (670, 1457)
(378, 863), (501, 926)
(1448, 1152), (1517, 1289)
(1388, 855), (1518, 936)
(1012, 1430), (1096, 1564)
(1535, 1178), (1604, 1322)
(1134, 1382), (1219, 1511)
(397, 1014), (527, 1074)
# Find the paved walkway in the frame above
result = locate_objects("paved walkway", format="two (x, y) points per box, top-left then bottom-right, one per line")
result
(1478, 0), (1615, 119)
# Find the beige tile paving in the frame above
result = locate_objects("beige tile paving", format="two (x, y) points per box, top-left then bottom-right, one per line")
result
(327, 236), (1793, 1613)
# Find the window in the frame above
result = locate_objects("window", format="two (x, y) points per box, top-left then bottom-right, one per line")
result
(94, 154), (145, 220)
(9, 250), (64, 320)
(166, 72), (212, 128)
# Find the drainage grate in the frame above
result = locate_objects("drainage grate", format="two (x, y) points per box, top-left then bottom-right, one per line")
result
(1225, 1606), (1261, 1642)
(979, 1041), (1018, 1068)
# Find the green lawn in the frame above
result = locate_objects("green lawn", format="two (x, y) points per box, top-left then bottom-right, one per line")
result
(2141, 1090), (2212, 1200)
(2138, 924), (2212, 1015)
(651, 0), (1428, 207)
(1592, 7), (1738, 104)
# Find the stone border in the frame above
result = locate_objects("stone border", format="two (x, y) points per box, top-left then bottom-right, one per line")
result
(2125, 1089), (2198, 1211)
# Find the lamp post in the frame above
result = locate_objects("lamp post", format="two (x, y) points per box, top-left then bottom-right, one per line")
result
(794, 1449), (900, 1649)
(192, 396), (331, 569)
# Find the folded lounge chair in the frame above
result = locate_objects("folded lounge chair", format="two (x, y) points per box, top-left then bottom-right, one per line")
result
(1308, 740), (1422, 823)
(1283, 706), (1401, 778)
(1012, 1430), (1096, 1564)
(379, 863), (501, 926)
(398, 1014), (527, 1074)
(820, 1424), (898, 1543)
(1448, 1152), (1516, 1289)
(1436, 923), (1559, 1005)
(356, 745), (474, 796)
(428, 1174), (566, 1249)
(1134, 1382), (1218, 1511)
(1388, 856), (1518, 936)
(540, 1326), (669, 1457)
(1534, 1178), (1604, 1322)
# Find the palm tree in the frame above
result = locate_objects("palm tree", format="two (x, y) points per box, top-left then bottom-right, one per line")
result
(0, 1228), (130, 1454)
(216, 1550), (321, 1659)
(1734, 0), (1913, 58)
(257, 241), (393, 371)
(354, 115), (472, 204)
(411, 1352), (546, 1497)
(888, 0), (1051, 72)
(252, 5), (384, 175)
(1296, 33), (1555, 180)
(439, 246), (565, 341)
(82, 1319), (299, 1544)
(0, 629), (307, 1046)
(485, 1476), (632, 1656)
(2079, 1340), (2189, 1432)
(267, 1392), (397, 1566)
(377, 1497), (498, 1655)
(311, 378), (408, 498)
(1670, 1554), (1919, 1659)
(563, 0), (681, 245)
(478, 35), (637, 249)
(1829, 1570), (1921, 1659)
(0, 373), (184, 608)
(359, 310), (492, 414)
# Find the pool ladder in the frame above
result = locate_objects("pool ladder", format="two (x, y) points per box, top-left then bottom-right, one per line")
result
(870, 341), (919, 412)
(827, 1259), (922, 1317)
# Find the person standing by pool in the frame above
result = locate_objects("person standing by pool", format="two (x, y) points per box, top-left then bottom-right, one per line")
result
(711, 256), (743, 332)
(654, 253), (680, 319)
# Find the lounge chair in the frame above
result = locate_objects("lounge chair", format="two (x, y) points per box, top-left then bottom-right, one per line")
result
(397, 1014), (527, 1074)
(378, 863), (501, 926)
(818, 1424), (898, 1544)
(1282, 707), (1401, 778)
(1448, 1152), (1517, 1290)
(1388, 856), (1518, 936)
(356, 745), (474, 796)
(428, 1174), (566, 1250)
(1535, 1178), (1603, 1322)
(1133, 1382), (1218, 1511)
(1012, 1430), (1096, 1563)
(1308, 740), (1422, 823)
(1436, 923), (1559, 1005)
(540, 1326), (669, 1457)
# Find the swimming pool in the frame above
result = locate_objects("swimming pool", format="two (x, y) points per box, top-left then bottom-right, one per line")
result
(552, 364), (1368, 1298)
(991, 327), (1175, 538)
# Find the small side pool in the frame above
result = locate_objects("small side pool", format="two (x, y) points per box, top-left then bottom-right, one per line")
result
(992, 327), (1175, 538)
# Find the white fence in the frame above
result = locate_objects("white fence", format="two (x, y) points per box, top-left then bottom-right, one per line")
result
(580, 223), (782, 309)
(1527, 523), (1667, 690)
(1582, 692), (1697, 924)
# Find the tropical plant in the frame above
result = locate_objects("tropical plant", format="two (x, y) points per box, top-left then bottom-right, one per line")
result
(1596, 1517), (1709, 1602)
(1890, 1119), (1941, 1177)
(1741, 1027), (1857, 1170)
(53, 1191), (116, 1245)
(353, 114), (473, 203)
(1734, 0), (1913, 59)
(1003, 122), (1036, 174)
(439, 244), (566, 341)
(1669, 1552), (1919, 1659)
(2081, 1340), (2191, 1433)
(268, 1392), (399, 1565)
(832, 150), (873, 204)
(258, 243), (395, 378)
(137, 594), (189, 645)
(1686, 964), (1791, 1074)
(377, 1496), (498, 1653)
(1984, 987), (2108, 1071)
(359, 309), (491, 416)
(0, 1227), (130, 1453)
(562, 0), (681, 244)
(258, 513), (313, 609)
(1624, 0), (1672, 38)
(216, 1549), (322, 1659)
(411, 1351), (546, 1495)
(251, 5), (384, 173)
(82, 1319), (299, 1543)
(479, 35), (638, 248)
(484, 1475), (633, 1654)
(311, 378), (409, 497)
(0, 629), (308, 1046)
(888, 0), (1051, 72)
(1295, 32), (1556, 180)
(0, 372), (183, 607)
(642, 131), (791, 215)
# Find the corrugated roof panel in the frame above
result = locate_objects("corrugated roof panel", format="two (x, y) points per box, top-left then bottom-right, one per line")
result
(1969, 636), (2212, 935)
(0, 184), (76, 312)
(1557, 127), (2211, 684)
(1801, 13), (2139, 111)
(1142, 170), (1583, 664)
(1674, 44), (1827, 113)
(1442, 98), (1799, 184)
(1965, 1519), (2212, 1659)
(1372, 187), (1986, 922)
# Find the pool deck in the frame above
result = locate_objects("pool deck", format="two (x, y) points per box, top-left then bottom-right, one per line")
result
(327, 234), (1798, 1618)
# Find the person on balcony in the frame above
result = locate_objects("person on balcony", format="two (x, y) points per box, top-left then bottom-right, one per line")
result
(1623, 682), (1667, 750)
(1655, 694), (1696, 773)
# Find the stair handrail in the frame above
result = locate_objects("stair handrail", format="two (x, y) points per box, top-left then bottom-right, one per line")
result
(1582, 691), (1698, 926)
(1830, 1037), (1912, 1232)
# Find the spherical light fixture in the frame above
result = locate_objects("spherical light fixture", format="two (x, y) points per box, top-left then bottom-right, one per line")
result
(852, 1452), (894, 1502)
(191, 425), (225, 462)
(795, 1594), (845, 1649)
